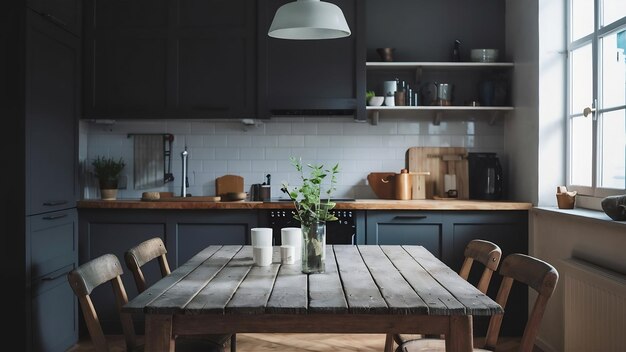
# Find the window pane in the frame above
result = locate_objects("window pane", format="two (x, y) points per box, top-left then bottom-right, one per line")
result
(571, 44), (593, 115)
(599, 109), (625, 189)
(572, 0), (594, 41)
(601, 30), (626, 109)
(602, 0), (626, 28)
(571, 115), (593, 186)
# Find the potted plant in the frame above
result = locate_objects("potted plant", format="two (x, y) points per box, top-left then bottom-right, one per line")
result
(92, 156), (125, 200)
(281, 157), (339, 273)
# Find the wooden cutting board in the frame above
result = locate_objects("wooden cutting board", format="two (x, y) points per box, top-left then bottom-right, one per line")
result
(407, 147), (469, 199)
(215, 175), (244, 197)
(367, 172), (396, 199)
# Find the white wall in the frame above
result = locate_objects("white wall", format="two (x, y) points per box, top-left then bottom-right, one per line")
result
(80, 116), (505, 199)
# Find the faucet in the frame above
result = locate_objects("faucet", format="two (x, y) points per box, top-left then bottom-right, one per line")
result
(181, 146), (189, 197)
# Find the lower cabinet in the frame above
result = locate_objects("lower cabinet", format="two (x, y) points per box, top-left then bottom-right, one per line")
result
(78, 209), (258, 334)
(365, 210), (528, 337)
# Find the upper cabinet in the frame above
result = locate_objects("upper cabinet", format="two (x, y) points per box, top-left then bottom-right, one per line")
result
(83, 0), (257, 119)
(27, 0), (82, 36)
(257, 0), (366, 121)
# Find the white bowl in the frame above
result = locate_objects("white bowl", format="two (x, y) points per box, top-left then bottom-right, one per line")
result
(470, 49), (499, 62)
(367, 96), (384, 106)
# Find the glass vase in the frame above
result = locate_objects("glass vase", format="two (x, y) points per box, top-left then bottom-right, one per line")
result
(301, 220), (326, 274)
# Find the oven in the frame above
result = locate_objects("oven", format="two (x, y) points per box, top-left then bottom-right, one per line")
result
(267, 208), (356, 245)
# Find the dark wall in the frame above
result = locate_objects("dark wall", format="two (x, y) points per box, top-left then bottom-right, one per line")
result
(366, 0), (506, 62)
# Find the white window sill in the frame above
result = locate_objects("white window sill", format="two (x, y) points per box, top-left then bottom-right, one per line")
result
(533, 206), (626, 229)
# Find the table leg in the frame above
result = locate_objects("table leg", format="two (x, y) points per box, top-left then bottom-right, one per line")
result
(145, 314), (175, 352)
(445, 315), (473, 352)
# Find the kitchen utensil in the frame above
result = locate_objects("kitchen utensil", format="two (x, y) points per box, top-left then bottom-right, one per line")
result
(367, 172), (396, 199)
(377, 47), (395, 62)
(470, 49), (499, 62)
(383, 80), (398, 97)
(407, 147), (469, 199)
(468, 152), (503, 200)
(216, 174), (244, 197)
(423, 82), (454, 106)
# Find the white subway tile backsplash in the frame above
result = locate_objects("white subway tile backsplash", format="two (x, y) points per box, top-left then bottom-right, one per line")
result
(227, 135), (252, 147)
(214, 148), (239, 160)
(227, 160), (251, 173)
(84, 118), (505, 199)
(240, 147), (265, 159)
(203, 135), (228, 147)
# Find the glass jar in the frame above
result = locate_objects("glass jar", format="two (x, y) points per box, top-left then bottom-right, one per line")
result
(301, 220), (326, 273)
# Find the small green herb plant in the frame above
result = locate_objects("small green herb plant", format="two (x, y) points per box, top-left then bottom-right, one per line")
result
(366, 90), (376, 103)
(92, 156), (125, 188)
(281, 157), (339, 225)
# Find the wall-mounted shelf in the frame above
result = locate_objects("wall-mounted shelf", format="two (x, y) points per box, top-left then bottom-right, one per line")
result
(367, 61), (514, 83)
(365, 106), (514, 125)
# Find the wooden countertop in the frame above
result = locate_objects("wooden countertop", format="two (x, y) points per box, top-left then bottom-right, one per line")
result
(78, 198), (532, 211)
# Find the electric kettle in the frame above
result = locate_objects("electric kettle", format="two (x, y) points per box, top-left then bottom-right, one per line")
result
(468, 153), (503, 200)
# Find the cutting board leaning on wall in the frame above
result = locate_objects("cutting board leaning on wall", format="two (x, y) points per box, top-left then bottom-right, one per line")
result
(407, 147), (469, 200)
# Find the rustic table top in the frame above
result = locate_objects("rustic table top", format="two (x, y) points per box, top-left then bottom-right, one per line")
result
(123, 245), (502, 317)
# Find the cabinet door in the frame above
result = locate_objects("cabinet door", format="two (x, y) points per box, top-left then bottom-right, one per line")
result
(258, 0), (365, 119)
(25, 11), (78, 215)
(176, 0), (257, 118)
(27, 0), (82, 36)
(27, 209), (77, 282)
(366, 211), (444, 258)
(79, 210), (167, 334)
(31, 264), (77, 352)
(171, 211), (258, 266)
(448, 211), (528, 337)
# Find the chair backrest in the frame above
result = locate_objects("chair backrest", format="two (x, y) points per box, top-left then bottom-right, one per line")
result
(67, 254), (138, 352)
(125, 237), (171, 293)
(458, 239), (502, 294)
(483, 253), (559, 352)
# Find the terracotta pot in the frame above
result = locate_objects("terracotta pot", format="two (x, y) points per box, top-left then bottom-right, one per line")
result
(100, 188), (118, 200)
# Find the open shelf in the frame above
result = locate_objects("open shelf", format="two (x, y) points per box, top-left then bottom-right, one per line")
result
(365, 106), (514, 126)
(366, 62), (515, 69)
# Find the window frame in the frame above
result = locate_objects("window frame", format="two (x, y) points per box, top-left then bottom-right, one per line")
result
(566, 0), (626, 200)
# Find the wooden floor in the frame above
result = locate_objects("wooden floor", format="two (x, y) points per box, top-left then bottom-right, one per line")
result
(67, 333), (543, 351)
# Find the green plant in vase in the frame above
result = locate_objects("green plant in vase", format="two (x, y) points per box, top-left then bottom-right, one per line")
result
(92, 156), (125, 200)
(281, 157), (339, 273)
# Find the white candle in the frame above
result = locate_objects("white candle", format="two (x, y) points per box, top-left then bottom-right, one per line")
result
(251, 228), (273, 247)
(281, 227), (302, 261)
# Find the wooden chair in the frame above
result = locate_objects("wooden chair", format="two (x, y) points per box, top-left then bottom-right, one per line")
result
(386, 239), (502, 352)
(68, 253), (225, 352)
(397, 253), (559, 352)
(124, 237), (236, 352)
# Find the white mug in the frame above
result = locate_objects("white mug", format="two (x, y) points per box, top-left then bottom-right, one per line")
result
(253, 246), (273, 266)
(251, 228), (273, 247)
(281, 227), (302, 261)
(280, 245), (295, 265)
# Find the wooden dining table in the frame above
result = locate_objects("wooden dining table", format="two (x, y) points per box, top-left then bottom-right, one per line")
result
(123, 245), (502, 352)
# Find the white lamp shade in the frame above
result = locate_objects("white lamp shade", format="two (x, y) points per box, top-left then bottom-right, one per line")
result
(268, 0), (351, 40)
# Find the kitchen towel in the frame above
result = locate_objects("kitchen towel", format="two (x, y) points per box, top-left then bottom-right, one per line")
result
(133, 134), (164, 189)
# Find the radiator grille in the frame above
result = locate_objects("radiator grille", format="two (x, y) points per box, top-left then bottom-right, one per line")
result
(562, 258), (626, 352)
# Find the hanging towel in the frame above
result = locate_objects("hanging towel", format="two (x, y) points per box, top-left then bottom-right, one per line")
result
(133, 135), (164, 189)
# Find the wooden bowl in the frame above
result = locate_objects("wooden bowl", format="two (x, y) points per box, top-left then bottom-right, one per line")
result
(223, 192), (247, 201)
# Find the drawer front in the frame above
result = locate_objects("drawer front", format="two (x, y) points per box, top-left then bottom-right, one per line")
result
(31, 264), (77, 352)
(28, 210), (77, 281)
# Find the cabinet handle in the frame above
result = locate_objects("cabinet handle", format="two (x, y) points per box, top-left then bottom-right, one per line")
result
(392, 215), (427, 220)
(42, 213), (68, 220)
(42, 272), (67, 281)
(43, 200), (68, 206)
(42, 13), (68, 27)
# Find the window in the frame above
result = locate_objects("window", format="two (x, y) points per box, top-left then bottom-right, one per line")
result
(567, 0), (626, 199)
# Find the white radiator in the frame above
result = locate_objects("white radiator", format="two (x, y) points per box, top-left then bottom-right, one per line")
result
(562, 258), (626, 352)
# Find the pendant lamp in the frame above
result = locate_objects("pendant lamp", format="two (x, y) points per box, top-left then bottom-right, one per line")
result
(268, 0), (351, 40)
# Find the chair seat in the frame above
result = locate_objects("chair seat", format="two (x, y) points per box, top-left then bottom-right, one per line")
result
(397, 338), (491, 352)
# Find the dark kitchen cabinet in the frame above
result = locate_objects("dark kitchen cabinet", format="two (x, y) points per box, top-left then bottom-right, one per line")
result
(257, 0), (366, 120)
(171, 211), (258, 266)
(365, 211), (445, 259)
(3, 4), (80, 350)
(26, 11), (79, 215)
(27, 0), (82, 36)
(83, 0), (257, 119)
(78, 208), (259, 333)
(364, 209), (528, 337)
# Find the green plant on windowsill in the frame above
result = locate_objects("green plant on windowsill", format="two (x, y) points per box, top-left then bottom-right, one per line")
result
(92, 156), (125, 189)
